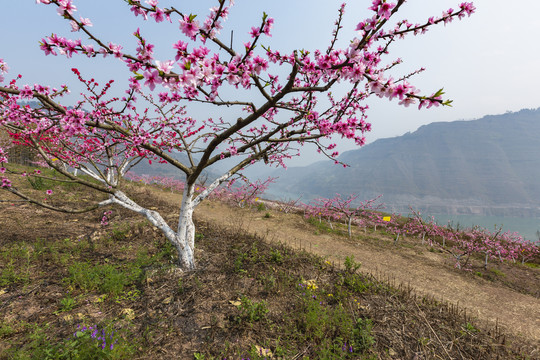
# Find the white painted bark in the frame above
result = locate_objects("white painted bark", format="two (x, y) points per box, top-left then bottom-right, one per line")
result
(102, 171), (234, 271)
(106, 190), (194, 269)
(176, 184), (196, 267)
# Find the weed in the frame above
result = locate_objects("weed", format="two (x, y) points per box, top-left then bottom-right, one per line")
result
(177, 278), (184, 294)
(234, 252), (248, 273)
(256, 202), (266, 212)
(352, 318), (376, 352)
(155, 239), (177, 262)
(263, 212), (271, 218)
(461, 322), (479, 335)
(7, 323), (137, 360)
(58, 295), (77, 312)
(270, 248), (283, 264)
(294, 283), (376, 358)
(26, 176), (46, 190)
(258, 274), (277, 292)
(237, 295), (269, 323)
(114, 289), (141, 304)
(344, 255), (361, 274)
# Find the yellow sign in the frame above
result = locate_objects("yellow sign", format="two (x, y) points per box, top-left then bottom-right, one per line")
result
(383, 216), (391, 222)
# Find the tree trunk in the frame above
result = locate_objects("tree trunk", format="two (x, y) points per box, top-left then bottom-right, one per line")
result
(175, 184), (196, 270)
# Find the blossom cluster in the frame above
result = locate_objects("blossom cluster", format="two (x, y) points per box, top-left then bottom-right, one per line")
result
(17, 0), (476, 174)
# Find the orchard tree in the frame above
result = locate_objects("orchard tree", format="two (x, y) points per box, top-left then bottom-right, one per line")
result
(0, 0), (475, 270)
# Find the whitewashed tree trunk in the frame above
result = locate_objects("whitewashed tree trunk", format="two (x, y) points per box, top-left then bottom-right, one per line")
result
(102, 171), (233, 271)
(175, 184), (196, 270)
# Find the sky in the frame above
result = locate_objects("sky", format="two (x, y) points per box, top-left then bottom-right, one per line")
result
(2, 0), (540, 166)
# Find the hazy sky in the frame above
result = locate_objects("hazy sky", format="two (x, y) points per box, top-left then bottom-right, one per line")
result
(2, 0), (540, 165)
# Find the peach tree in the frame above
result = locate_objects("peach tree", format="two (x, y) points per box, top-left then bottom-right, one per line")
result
(0, 0), (475, 270)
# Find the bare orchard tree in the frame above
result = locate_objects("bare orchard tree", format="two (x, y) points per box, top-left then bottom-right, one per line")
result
(0, 0), (475, 270)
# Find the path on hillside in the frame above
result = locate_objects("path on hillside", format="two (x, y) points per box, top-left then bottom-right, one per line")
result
(154, 191), (540, 344)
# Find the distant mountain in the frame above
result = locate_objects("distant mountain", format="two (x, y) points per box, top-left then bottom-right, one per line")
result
(267, 108), (540, 217)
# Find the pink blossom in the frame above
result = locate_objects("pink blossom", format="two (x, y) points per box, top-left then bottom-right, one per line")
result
(1, 178), (11, 188)
(57, 0), (77, 16)
(263, 18), (274, 36)
(82, 44), (95, 57)
(249, 26), (260, 38)
(156, 60), (174, 74)
(70, 20), (80, 32)
(0, 59), (7, 82)
(80, 17), (93, 27)
(150, 7), (166, 23)
(58, 39), (80, 58)
(130, 5), (148, 20)
(108, 42), (123, 58)
(459, 2), (476, 16)
(378, 2), (395, 20)
(143, 69), (162, 90)
(40, 39), (57, 56)
(19, 85), (34, 99)
(179, 15), (199, 40)
(46, 189), (53, 195)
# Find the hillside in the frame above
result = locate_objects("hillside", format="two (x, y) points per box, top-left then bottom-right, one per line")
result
(1, 170), (539, 358)
(268, 108), (540, 217)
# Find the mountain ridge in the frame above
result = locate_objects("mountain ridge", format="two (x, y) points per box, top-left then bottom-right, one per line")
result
(266, 108), (540, 217)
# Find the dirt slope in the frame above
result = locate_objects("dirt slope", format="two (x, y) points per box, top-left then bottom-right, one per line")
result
(172, 196), (540, 344)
